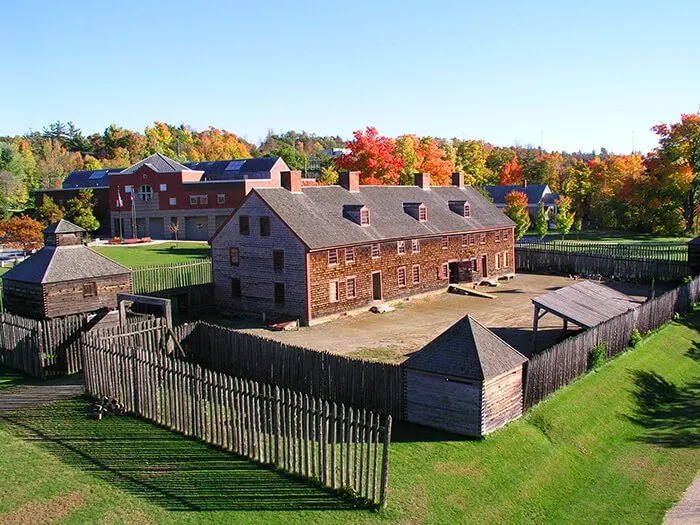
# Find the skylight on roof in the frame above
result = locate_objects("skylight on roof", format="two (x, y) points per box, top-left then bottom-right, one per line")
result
(225, 160), (245, 171)
(88, 170), (108, 180)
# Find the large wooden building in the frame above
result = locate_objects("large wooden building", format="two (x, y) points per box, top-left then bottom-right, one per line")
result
(404, 315), (527, 437)
(211, 170), (516, 324)
(1, 220), (132, 318)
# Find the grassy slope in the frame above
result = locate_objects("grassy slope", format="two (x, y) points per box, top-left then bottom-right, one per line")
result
(90, 242), (211, 268)
(0, 313), (698, 524)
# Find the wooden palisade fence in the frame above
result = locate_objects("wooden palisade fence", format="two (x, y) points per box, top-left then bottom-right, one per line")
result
(131, 259), (212, 294)
(524, 275), (700, 408)
(515, 241), (690, 281)
(0, 312), (87, 378)
(82, 325), (393, 507)
(175, 321), (404, 419)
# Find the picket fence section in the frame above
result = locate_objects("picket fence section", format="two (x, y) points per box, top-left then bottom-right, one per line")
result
(131, 259), (213, 294)
(175, 321), (404, 419)
(82, 325), (393, 507)
(0, 313), (88, 378)
(515, 241), (690, 281)
(524, 275), (700, 408)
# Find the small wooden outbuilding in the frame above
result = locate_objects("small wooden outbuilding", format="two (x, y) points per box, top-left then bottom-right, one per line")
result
(2, 220), (132, 318)
(404, 315), (527, 437)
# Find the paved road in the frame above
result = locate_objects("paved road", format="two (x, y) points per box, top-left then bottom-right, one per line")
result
(0, 376), (84, 416)
(665, 473), (700, 525)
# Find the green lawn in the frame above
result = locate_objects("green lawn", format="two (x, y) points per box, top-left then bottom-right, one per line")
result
(90, 242), (211, 268)
(0, 312), (698, 524)
(528, 229), (692, 244)
(0, 366), (27, 390)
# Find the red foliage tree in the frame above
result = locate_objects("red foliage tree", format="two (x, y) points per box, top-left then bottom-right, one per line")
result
(0, 215), (44, 253)
(499, 155), (524, 185)
(335, 127), (404, 185)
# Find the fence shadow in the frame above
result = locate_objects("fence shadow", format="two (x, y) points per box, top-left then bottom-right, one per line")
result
(1, 399), (359, 512)
(626, 370), (699, 449)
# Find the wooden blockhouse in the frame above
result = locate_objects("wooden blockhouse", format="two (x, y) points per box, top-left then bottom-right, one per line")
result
(404, 315), (527, 437)
(2, 220), (132, 318)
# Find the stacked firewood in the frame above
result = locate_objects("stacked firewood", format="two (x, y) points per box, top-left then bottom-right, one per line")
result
(93, 397), (126, 420)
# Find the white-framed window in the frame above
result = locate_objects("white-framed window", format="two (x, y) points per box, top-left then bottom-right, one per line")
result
(329, 280), (340, 303)
(397, 240), (406, 255)
(217, 194), (225, 205)
(229, 247), (240, 266)
(439, 262), (449, 280)
(479, 233), (486, 245)
(464, 202), (471, 218)
(418, 205), (427, 222)
(138, 185), (153, 201)
(346, 276), (357, 299)
(503, 251), (508, 267)
(360, 208), (370, 226)
(461, 234), (468, 247)
(371, 243), (380, 259)
(495, 253), (500, 269)
(469, 234), (475, 246)
(125, 185), (133, 194)
(160, 183), (167, 191)
(397, 267), (407, 288)
(442, 236), (449, 249)
(412, 264), (421, 284)
(328, 249), (338, 266)
(471, 258), (478, 271)
(503, 229), (509, 240)
(495, 231), (501, 243)
(411, 239), (420, 253)
(201, 195), (209, 205)
(189, 195), (197, 205)
(345, 247), (355, 263)
(169, 197), (177, 206)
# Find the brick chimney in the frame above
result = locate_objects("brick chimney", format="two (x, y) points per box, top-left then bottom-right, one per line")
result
(414, 172), (431, 190)
(339, 171), (360, 192)
(451, 171), (464, 188)
(281, 170), (302, 193)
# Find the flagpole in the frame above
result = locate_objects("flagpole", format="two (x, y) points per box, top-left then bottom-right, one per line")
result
(117, 186), (123, 239)
(131, 189), (137, 239)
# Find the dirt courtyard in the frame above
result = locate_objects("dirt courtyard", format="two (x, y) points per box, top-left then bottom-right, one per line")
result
(206, 273), (657, 363)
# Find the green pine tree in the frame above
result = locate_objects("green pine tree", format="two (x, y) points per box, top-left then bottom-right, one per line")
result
(535, 201), (548, 239)
(555, 196), (576, 239)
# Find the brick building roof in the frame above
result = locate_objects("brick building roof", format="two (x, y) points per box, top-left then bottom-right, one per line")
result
(252, 185), (514, 250)
(483, 184), (557, 205)
(120, 153), (191, 174)
(404, 315), (527, 381)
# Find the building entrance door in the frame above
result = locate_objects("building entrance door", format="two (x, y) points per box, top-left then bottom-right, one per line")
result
(372, 271), (382, 301)
(481, 254), (488, 278)
(449, 262), (459, 284)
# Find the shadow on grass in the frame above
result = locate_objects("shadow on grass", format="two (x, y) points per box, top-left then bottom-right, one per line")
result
(627, 370), (700, 449)
(1, 399), (359, 512)
(151, 246), (210, 259)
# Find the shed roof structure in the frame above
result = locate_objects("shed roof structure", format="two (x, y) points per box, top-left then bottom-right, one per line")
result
(404, 315), (527, 381)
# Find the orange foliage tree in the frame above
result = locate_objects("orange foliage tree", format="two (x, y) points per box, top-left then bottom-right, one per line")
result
(335, 127), (404, 185)
(0, 215), (44, 253)
(499, 156), (524, 185)
(504, 190), (530, 239)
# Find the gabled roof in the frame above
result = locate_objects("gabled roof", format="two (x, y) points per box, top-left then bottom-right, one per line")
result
(42, 219), (84, 235)
(532, 280), (639, 329)
(404, 315), (527, 380)
(60, 168), (123, 189)
(483, 184), (551, 205)
(183, 157), (287, 181)
(2, 246), (130, 284)
(250, 185), (514, 250)
(119, 153), (191, 175)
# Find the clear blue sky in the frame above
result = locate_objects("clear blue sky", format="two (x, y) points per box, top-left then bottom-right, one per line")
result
(1, 0), (698, 154)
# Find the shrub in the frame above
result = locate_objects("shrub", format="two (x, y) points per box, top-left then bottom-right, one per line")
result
(588, 343), (606, 370)
(629, 328), (642, 348)
(682, 275), (693, 284)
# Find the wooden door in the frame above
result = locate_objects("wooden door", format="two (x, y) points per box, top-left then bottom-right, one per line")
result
(372, 271), (382, 301)
(481, 254), (488, 278)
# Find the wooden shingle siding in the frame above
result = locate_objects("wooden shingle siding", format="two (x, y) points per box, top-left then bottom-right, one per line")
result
(212, 192), (308, 320)
(405, 370), (483, 437)
(480, 367), (524, 435)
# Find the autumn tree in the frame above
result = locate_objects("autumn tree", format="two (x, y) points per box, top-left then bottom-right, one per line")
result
(418, 137), (454, 185)
(455, 140), (493, 185)
(316, 165), (339, 185)
(0, 215), (44, 253)
(335, 127), (404, 185)
(499, 155), (524, 185)
(554, 196), (576, 238)
(65, 189), (99, 232)
(504, 190), (530, 239)
(534, 201), (548, 239)
(395, 135), (422, 185)
(37, 195), (64, 225)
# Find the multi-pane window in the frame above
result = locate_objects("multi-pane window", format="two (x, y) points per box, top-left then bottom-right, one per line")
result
(329, 280), (340, 302)
(360, 208), (370, 226)
(471, 258), (478, 271)
(442, 236), (449, 249)
(495, 253), (500, 269)
(273, 249), (284, 273)
(371, 243), (380, 258)
(239, 215), (250, 235)
(229, 247), (240, 266)
(503, 251), (508, 267)
(439, 263), (449, 280)
(201, 195), (209, 205)
(328, 249), (338, 266)
(411, 239), (420, 253)
(231, 278), (241, 298)
(418, 205), (427, 221)
(412, 264), (421, 284)
(138, 185), (153, 201)
(397, 240), (406, 255)
(260, 216), (270, 237)
(469, 234), (475, 246)
(83, 282), (97, 298)
(346, 277), (357, 299)
(346, 247), (355, 263)
(495, 231), (501, 243)
(190, 195), (197, 205)
(461, 234), (468, 247)
(479, 233), (486, 245)
(464, 203), (471, 218)
(503, 229), (509, 240)
(397, 267), (407, 287)
(217, 194), (225, 204)
(274, 283), (285, 305)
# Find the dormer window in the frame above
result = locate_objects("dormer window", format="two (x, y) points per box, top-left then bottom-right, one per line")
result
(464, 202), (471, 218)
(343, 204), (370, 227)
(403, 202), (427, 221)
(449, 200), (471, 218)
(360, 208), (370, 226)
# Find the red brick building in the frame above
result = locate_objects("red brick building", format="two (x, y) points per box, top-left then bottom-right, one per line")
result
(36, 153), (289, 240)
(211, 171), (515, 325)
